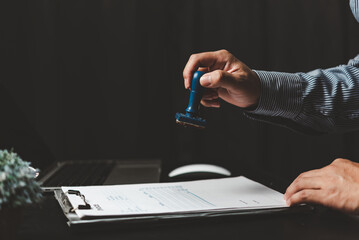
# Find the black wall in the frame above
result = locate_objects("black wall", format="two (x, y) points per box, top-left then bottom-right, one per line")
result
(1, 0), (359, 185)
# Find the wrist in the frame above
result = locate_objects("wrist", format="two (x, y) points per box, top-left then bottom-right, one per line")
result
(247, 70), (261, 109)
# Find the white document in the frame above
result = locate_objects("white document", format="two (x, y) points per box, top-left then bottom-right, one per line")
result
(62, 176), (287, 219)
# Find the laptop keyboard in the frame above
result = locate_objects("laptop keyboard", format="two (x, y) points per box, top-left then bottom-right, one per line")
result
(42, 162), (115, 187)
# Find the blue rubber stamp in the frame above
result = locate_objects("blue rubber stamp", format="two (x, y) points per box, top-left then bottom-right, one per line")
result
(175, 71), (207, 129)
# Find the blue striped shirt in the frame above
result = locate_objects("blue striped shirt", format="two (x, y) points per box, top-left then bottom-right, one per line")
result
(245, 1), (359, 135)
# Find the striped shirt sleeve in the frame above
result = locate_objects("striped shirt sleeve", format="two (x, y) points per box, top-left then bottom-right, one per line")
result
(244, 54), (359, 135)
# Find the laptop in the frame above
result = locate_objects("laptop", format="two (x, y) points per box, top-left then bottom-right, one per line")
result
(36, 158), (162, 192)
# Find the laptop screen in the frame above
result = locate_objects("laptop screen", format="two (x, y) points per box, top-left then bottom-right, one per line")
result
(0, 82), (56, 172)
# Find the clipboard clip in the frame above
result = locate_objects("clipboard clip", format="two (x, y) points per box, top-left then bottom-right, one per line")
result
(67, 189), (92, 211)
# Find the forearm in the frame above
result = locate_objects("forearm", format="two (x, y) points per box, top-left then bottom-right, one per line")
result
(245, 54), (359, 134)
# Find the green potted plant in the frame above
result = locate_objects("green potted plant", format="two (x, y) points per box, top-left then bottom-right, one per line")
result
(0, 149), (42, 239)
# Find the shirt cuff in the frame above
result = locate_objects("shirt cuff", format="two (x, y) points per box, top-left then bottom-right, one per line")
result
(248, 70), (303, 119)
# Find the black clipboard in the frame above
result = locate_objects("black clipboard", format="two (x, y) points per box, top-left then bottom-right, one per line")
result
(54, 189), (314, 231)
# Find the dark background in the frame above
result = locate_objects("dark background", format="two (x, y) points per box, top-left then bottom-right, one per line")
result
(1, 0), (359, 186)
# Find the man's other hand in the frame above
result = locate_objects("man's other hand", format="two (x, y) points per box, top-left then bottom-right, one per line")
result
(284, 158), (359, 214)
(183, 50), (261, 109)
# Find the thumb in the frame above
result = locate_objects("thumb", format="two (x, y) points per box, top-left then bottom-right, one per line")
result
(200, 70), (238, 90)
